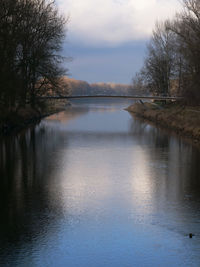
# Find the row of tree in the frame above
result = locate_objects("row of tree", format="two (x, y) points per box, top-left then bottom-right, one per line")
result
(0, 0), (67, 111)
(60, 77), (134, 96)
(133, 0), (200, 104)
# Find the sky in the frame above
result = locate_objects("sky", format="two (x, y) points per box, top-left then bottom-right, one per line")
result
(58, 0), (181, 84)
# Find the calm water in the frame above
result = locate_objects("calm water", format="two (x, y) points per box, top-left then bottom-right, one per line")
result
(0, 98), (200, 267)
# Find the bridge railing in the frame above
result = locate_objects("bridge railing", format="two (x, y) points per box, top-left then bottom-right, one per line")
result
(38, 95), (182, 100)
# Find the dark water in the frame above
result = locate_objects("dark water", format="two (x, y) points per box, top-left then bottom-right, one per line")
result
(0, 98), (200, 267)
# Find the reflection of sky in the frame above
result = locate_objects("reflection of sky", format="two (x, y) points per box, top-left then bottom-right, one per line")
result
(1, 100), (200, 266)
(38, 102), (200, 266)
(59, 140), (154, 221)
(45, 100), (200, 228)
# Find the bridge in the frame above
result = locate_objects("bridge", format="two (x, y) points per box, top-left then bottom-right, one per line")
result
(40, 95), (181, 101)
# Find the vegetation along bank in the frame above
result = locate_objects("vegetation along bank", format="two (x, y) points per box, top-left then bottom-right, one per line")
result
(0, 100), (69, 135)
(127, 102), (200, 143)
(127, 0), (200, 144)
(0, 0), (70, 134)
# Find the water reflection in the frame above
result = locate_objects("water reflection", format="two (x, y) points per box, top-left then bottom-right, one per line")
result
(0, 99), (200, 266)
(0, 128), (66, 251)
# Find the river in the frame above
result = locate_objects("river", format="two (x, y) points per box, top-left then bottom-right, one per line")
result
(0, 99), (200, 267)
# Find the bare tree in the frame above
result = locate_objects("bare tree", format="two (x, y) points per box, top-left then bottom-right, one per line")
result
(169, 0), (200, 103)
(142, 21), (176, 96)
(131, 71), (148, 96)
(0, 0), (21, 108)
(16, 0), (69, 106)
(0, 0), (69, 110)
(131, 0), (200, 103)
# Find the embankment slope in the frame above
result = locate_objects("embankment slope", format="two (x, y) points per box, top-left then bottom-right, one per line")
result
(127, 102), (200, 142)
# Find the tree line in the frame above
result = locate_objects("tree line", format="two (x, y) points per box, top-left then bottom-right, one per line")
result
(132, 0), (200, 104)
(61, 77), (135, 96)
(0, 0), (67, 112)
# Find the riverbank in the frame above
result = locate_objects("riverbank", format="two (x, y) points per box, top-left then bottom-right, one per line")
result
(126, 102), (200, 142)
(0, 99), (70, 135)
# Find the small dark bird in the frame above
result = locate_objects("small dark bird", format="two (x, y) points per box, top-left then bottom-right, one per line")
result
(189, 233), (194, 238)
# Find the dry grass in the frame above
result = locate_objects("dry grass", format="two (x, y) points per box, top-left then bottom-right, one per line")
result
(127, 102), (200, 141)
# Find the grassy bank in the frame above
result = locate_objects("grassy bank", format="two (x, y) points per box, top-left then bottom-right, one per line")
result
(0, 99), (69, 135)
(126, 102), (200, 142)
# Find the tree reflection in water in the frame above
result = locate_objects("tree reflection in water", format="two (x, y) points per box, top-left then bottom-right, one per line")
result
(0, 126), (68, 247)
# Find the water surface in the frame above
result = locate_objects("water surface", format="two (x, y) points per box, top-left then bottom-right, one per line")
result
(0, 98), (200, 267)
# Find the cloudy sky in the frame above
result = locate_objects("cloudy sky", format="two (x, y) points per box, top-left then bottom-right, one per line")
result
(58, 0), (181, 84)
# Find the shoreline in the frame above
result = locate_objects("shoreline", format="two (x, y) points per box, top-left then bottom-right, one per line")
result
(0, 100), (70, 135)
(126, 102), (200, 144)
